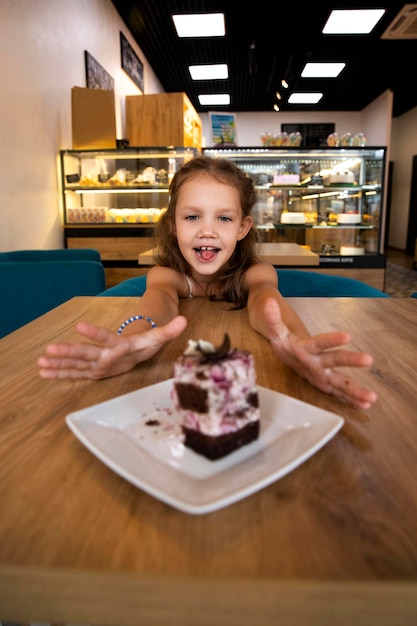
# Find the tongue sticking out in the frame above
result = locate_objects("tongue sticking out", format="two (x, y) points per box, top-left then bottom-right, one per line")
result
(199, 248), (217, 261)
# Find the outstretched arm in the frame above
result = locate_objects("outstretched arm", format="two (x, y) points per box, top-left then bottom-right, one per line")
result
(38, 266), (188, 380)
(38, 314), (187, 380)
(246, 263), (377, 409)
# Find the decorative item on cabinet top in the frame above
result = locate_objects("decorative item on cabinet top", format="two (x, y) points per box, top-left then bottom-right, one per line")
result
(126, 93), (202, 150)
(60, 146), (198, 225)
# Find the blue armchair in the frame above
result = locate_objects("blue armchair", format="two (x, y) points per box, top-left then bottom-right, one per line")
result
(0, 257), (106, 338)
(100, 274), (147, 297)
(276, 269), (389, 298)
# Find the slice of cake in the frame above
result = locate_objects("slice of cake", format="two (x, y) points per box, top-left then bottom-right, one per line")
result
(171, 334), (260, 460)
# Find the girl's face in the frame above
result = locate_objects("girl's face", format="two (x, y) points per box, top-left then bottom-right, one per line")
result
(174, 174), (253, 279)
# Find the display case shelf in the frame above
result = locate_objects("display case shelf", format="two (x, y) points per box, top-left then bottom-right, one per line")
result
(60, 146), (198, 225)
(60, 147), (199, 286)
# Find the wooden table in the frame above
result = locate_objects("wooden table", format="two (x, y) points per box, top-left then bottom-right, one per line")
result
(1, 296), (417, 625)
(138, 242), (320, 266)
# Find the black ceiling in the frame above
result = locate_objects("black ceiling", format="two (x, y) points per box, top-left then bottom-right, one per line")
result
(111, 1), (417, 118)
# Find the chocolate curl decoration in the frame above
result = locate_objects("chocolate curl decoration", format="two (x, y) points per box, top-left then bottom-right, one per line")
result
(197, 333), (231, 362)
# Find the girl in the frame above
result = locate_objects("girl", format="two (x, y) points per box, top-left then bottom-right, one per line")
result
(38, 156), (377, 409)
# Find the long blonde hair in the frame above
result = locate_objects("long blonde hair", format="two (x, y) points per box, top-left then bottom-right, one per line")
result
(154, 155), (261, 308)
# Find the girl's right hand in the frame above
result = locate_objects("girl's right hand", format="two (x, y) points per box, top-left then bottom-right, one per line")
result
(38, 315), (187, 380)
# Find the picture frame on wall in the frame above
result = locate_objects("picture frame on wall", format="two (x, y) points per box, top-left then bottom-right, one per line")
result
(84, 51), (114, 91)
(120, 32), (144, 92)
(209, 112), (238, 146)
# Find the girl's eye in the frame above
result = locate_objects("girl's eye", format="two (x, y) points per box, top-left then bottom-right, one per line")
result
(219, 216), (232, 222)
(185, 215), (199, 221)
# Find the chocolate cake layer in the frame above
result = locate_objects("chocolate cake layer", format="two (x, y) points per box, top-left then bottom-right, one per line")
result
(182, 421), (260, 461)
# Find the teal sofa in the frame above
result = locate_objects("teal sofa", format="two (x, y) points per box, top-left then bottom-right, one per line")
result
(99, 269), (389, 298)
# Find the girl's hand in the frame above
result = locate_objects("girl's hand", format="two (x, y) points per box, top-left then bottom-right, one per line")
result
(38, 315), (187, 380)
(263, 298), (377, 410)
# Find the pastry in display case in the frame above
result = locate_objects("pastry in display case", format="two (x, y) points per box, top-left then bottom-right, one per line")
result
(60, 147), (198, 225)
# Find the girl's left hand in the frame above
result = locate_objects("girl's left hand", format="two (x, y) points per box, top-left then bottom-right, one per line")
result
(263, 298), (377, 410)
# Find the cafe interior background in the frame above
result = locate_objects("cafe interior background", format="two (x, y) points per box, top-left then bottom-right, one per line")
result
(1, 0), (417, 265)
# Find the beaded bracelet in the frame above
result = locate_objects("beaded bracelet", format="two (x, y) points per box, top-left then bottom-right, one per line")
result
(117, 315), (157, 335)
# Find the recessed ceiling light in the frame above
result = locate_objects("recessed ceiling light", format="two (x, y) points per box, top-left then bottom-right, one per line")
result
(198, 94), (230, 106)
(322, 9), (385, 34)
(189, 64), (229, 80)
(301, 62), (346, 78)
(172, 13), (225, 37)
(288, 93), (323, 104)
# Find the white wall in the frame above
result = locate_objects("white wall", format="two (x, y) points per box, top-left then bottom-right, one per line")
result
(0, 0), (162, 251)
(0, 0), (413, 252)
(201, 111), (358, 147)
(200, 90), (394, 148)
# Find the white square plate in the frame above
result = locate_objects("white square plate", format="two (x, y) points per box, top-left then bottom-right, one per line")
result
(66, 379), (344, 514)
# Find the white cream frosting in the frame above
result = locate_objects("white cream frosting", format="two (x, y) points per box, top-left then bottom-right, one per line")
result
(172, 350), (259, 436)
(184, 339), (215, 356)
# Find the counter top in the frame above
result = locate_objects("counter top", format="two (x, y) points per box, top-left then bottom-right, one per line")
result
(138, 242), (320, 266)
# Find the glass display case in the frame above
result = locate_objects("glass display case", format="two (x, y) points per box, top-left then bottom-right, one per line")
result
(60, 147), (199, 286)
(60, 145), (387, 289)
(203, 146), (387, 278)
(60, 146), (198, 225)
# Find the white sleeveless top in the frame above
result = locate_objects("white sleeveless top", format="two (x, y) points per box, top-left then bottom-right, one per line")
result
(184, 274), (193, 298)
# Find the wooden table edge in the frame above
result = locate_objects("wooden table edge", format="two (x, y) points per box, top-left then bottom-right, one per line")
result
(1, 564), (416, 625)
